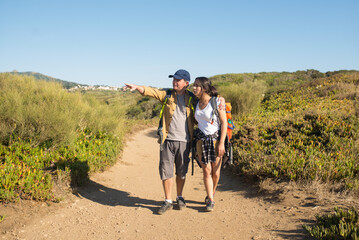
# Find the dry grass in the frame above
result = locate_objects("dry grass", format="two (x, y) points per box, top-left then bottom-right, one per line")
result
(258, 177), (359, 210)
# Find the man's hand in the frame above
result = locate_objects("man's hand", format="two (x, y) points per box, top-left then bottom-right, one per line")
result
(122, 83), (145, 94)
(122, 83), (137, 92)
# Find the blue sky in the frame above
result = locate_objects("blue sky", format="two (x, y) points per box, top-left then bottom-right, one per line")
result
(0, 0), (358, 88)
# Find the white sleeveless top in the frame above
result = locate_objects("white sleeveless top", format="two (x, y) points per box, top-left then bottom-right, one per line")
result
(195, 98), (220, 136)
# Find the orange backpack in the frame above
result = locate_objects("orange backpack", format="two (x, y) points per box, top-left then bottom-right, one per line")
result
(210, 97), (235, 166)
(224, 102), (235, 140)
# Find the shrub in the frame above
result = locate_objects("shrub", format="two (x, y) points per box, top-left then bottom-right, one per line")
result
(0, 73), (129, 147)
(216, 80), (266, 115)
(0, 127), (124, 201)
(55, 128), (123, 186)
(126, 96), (162, 119)
(0, 73), (83, 146)
(303, 207), (359, 239)
(0, 140), (54, 201)
(0, 74), (131, 202)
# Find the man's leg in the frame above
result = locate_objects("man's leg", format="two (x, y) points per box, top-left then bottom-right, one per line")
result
(173, 141), (190, 210)
(158, 178), (174, 215)
(159, 140), (175, 200)
(175, 141), (190, 195)
(162, 178), (173, 200)
(176, 175), (185, 196)
(157, 140), (175, 214)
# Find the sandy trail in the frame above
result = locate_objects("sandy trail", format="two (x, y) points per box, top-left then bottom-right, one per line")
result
(1, 127), (335, 240)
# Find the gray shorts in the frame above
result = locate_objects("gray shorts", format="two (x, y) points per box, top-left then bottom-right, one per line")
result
(159, 140), (190, 180)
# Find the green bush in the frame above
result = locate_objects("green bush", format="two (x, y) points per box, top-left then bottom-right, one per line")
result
(0, 74), (131, 202)
(0, 127), (124, 202)
(55, 128), (123, 186)
(126, 96), (162, 119)
(80, 93), (128, 134)
(0, 73), (82, 147)
(0, 73), (128, 147)
(0, 140), (54, 201)
(216, 80), (266, 115)
(303, 207), (359, 239)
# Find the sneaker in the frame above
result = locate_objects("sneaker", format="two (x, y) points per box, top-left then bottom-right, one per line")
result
(205, 193), (215, 204)
(205, 199), (214, 212)
(157, 201), (173, 215)
(176, 197), (186, 210)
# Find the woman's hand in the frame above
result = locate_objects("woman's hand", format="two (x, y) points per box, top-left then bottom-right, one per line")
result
(217, 142), (225, 158)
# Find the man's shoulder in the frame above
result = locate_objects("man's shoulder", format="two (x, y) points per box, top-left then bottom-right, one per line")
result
(185, 90), (196, 98)
(162, 88), (173, 99)
(163, 88), (173, 93)
(186, 90), (199, 104)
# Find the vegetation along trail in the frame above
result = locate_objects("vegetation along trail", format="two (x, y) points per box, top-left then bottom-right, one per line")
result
(2, 127), (356, 240)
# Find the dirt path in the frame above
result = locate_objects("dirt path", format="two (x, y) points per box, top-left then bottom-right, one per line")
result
(3, 127), (356, 240)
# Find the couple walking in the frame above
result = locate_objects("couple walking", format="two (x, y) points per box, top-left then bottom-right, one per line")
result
(123, 69), (227, 214)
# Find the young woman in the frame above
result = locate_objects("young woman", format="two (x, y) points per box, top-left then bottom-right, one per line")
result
(193, 77), (227, 212)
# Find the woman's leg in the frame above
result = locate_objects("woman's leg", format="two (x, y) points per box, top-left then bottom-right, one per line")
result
(200, 160), (214, 200)
(211, 156), (222, 196)
(196, 140), (214, 200)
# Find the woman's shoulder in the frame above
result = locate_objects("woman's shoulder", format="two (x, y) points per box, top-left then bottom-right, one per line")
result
(215, 97), (220, 105)
(208, 96), (220, 109)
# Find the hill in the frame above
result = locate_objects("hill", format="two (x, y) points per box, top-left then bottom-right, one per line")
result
(5, 71), (85, 89)
(210, 69), (359, 95)
(212, 70), (359, 194)
(206, 69), (359, 115)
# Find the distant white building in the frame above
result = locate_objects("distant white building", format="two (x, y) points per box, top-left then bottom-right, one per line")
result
(68, 85), (120, 92)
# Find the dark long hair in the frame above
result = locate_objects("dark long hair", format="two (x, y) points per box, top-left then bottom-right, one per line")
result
(194, 77), (218, 97)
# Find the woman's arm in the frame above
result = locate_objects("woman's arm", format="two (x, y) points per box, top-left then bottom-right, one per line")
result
(217, 107), (228, 158)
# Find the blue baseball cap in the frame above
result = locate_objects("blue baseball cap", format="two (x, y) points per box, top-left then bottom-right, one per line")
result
(169, 69), (191, 82)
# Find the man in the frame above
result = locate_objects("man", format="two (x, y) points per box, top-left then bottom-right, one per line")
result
(123, 69), (194, 214)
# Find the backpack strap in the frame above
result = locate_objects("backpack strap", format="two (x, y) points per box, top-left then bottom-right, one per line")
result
(210, 96), (219, 123)
(187, 90), (197, 113)
(159, 89), (172, 119)
(158, 89), (172, 151)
